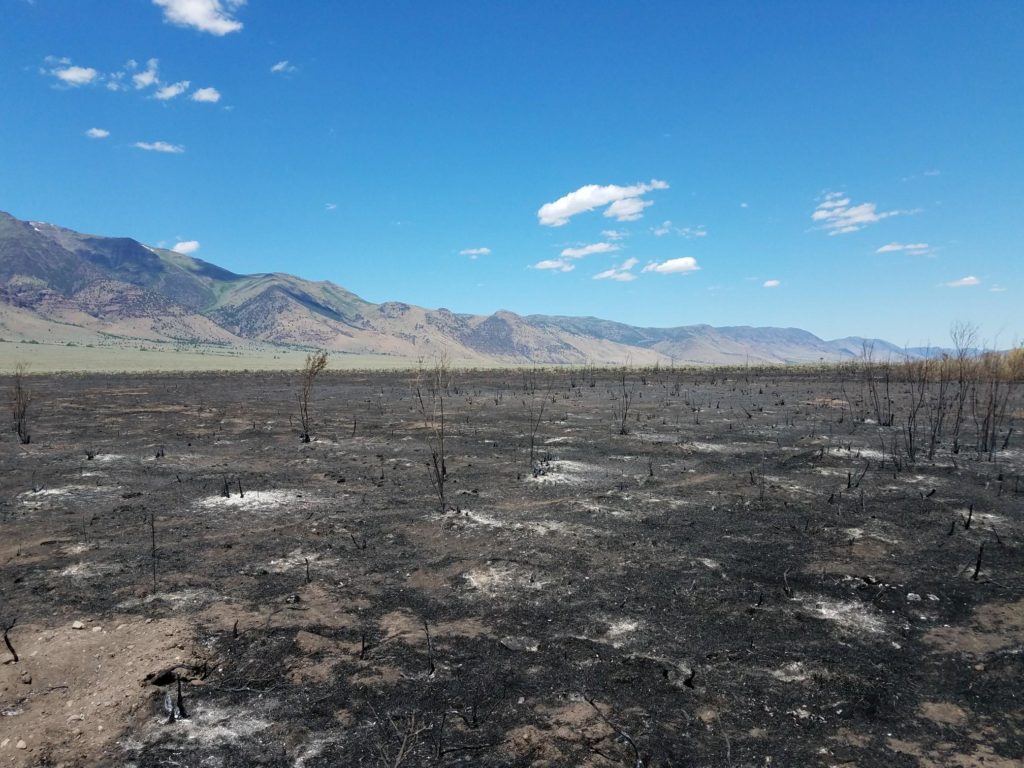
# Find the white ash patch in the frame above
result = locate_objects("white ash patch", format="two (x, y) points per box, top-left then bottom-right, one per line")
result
(771, 661), (810, 682)
(543, 436), (572, 445)
(144, 703), (272, 747)
(802, 598), (886, 634)
(92, 454), (126, 463)
(527, 460), (602, 485)
(458, 509), (575, 536)
(603, 618), (640, 648)
(196, 489), (315, 513)
(463, 563), (549, 596)
(266, 549), (338, 574)
(58, 561), (122, 579)
(61, 542), (92, 556)
(835, 447), (884, 461)
(695, 558), (722, 571)
(118, 588), (222, 611)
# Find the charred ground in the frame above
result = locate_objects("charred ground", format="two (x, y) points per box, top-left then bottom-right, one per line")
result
(1, 366), (1022, 767)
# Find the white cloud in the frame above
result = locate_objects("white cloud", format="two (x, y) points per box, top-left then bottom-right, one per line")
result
(763, 279), (781, 288)
(989, 285), (1007, 293)
(155, 80), (190, 100)
(53, 65), (98, 86)
(594, 257), (639, 282)
(133, 140), (185, 154)
(601, 229), (627, 240)
(533, 259), (574, 272)
(153, 0), (245, 36)
(172, 240), (200, 254)
(653, 221), (707, 238)
(133, 59), (160, 89)
(945, 276), (980, 288)
(271, 60), (296, 73)
(876, 242), (930, 255)
(191, 86), (221, 102)
(560, 242), (617, 259)
(537, 179), (669, 226)
(812, 191), (913, 235)
(740, 202), (749, 208)
(641, 256), (700, 275)
(85, 127), (110, 139)
(460, 247), (491, 258)
(604, 197), (652, 222)
(325, 203), (337, 211)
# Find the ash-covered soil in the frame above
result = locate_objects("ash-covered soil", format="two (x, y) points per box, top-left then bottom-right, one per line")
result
(1, 368), (1022, 767)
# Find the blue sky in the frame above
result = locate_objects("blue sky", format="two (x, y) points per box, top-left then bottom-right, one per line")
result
(1, 1), (1021, 346)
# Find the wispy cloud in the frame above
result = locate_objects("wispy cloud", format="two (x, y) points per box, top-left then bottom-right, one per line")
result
(560, 242), (617, 259)
(191, 86), (221, 102)
(172, 240), (200, 254)
(155, 80), (190, 100)
(601, 229), (628, 241)
(153, 0), (245, 36)
(533, 259), (575, 273)
(876, 242), (930, 255)
(85, 127), (110, 139)
(134, 140), (185, 154)
(594, 257), (639, 282)
(653, 221), (707, 238)
(324, 203), (337, 211)
(812, 191), (914, 235)
(763, 279), (781, 288)
(641, 257), (700, 275)
(271, 60), (296, 73)
(989, 285), (1006, 293)
(460, 247), (491, 258)
(538, 179), (669, 226)
(945, 276), (980, 288)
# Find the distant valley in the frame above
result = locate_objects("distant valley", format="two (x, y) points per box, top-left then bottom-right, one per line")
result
(0, 211), (926, 368)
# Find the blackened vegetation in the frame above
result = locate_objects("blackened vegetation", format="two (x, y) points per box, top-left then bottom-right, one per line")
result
(0, 356), (1022, 766)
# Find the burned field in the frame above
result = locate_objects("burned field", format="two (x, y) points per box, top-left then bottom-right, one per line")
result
(1, 366), (1022, 767)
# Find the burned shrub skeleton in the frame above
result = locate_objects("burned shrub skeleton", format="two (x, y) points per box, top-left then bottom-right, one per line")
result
(0, 357), (1022, 766)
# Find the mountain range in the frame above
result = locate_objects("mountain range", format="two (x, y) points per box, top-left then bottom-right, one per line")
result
(0, 210), (923, 366)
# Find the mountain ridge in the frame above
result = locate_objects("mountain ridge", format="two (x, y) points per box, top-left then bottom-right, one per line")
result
(0, 210), (925, 366)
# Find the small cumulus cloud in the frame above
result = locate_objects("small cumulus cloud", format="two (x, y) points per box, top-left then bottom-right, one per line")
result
(812, 191), (914, 235)
(537, 179), (668, 226)
(85, 127), (110, 139)
(134, 140), (184, 153)
(153, 0), (245, 36)
(172, 240), (200, 254)
(763, 279), (781, 288)
(945, 276), (980, 288)
(641, 256), (700, 275)
(594, 257), (639, 282)
(51, 64), (99, 86)
(533, 259), (575, 273)
(601, 229), (628, 240)
(191, 86), (221, 102)
(271, 60), (296, 73)
(460, 247), (491, 259)
(877, 242), (930, 255)
(133, 59), (160, 89)
(560, 242), (617, 259)
(155, 80), (190, 100)
(324, 203), (337, 211)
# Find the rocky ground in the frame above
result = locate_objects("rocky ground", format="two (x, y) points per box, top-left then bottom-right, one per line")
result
(1, 367), (1022, 767)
